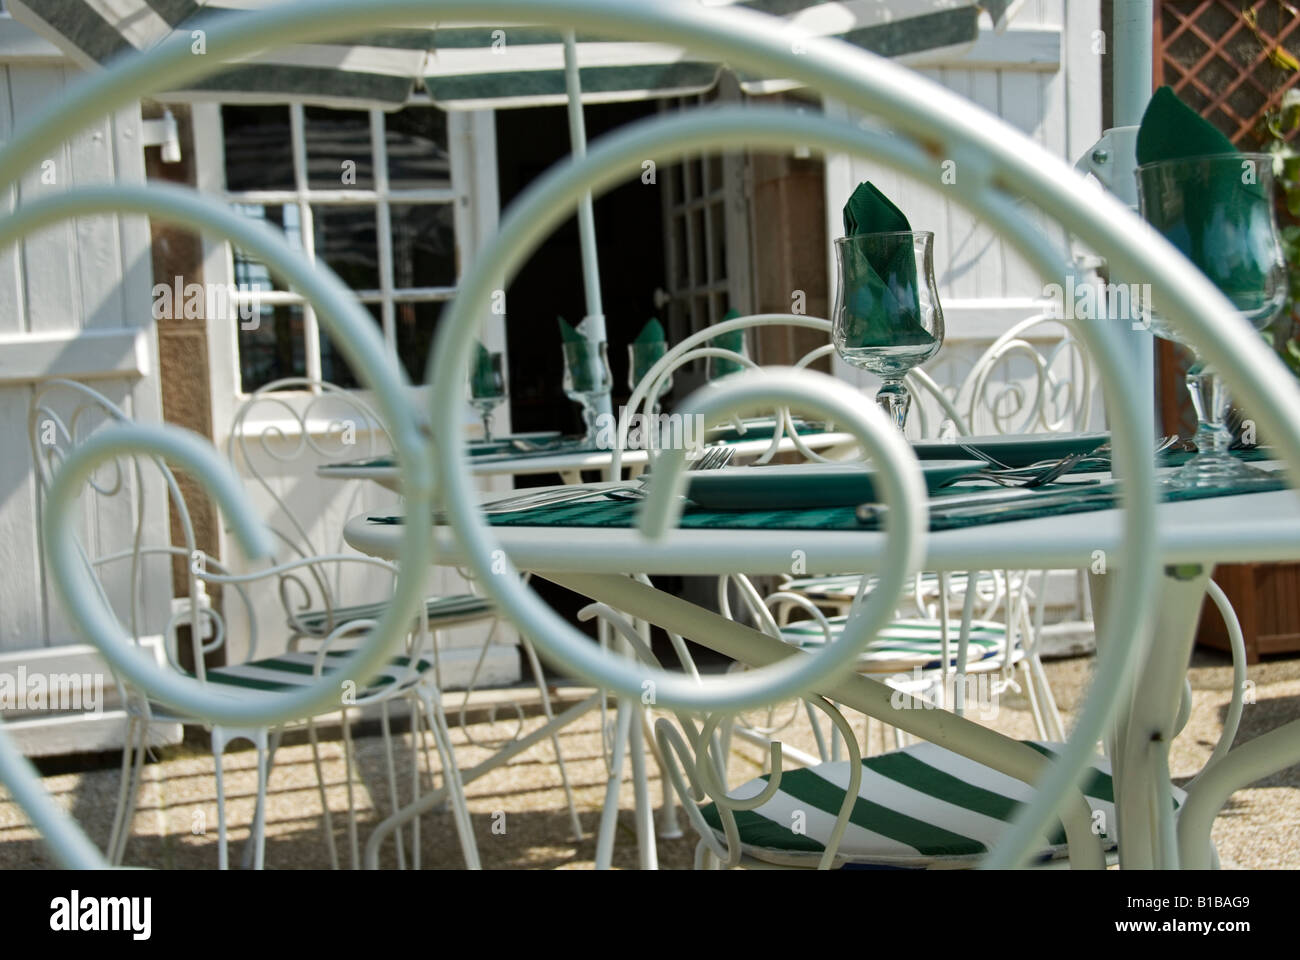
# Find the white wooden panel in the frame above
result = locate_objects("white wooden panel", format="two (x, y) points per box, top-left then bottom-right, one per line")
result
(0, 384), (44, 652)
(0, 66), (22, 334)
(0, 54), (168, 657)
(0, 327), (149, 382)
(9, 64), (78, 335)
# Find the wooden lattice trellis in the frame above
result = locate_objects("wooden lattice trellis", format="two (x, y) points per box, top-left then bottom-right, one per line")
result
(1156, 0), (1300, 146)
(1153, 1), (1300, 437)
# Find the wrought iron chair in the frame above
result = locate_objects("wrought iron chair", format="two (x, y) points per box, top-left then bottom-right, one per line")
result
(227, 378), (584, 846)
(28, 379), (479, 870)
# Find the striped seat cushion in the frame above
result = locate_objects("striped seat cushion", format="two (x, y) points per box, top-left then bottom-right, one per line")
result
(780, 617), (1010, 672)
(700, 741), (1184, 868)
(293, 594), (493, 635)
(202, 650), (432, 698)
(783, 571), (1001, 603)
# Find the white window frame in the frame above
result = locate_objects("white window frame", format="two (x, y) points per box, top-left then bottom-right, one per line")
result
(192, 101), (503, 444)
(658, 75), (753, 351)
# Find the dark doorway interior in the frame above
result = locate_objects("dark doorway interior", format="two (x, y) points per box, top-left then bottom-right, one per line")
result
(491, 101), (729, 669)
(495, 100), (666, 438)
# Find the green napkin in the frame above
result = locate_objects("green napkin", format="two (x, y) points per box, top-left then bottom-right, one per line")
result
(634, 317), (665, 343)
(708, 308), (747, 378)
(839, 182), (935, 348)
(1136, 86), (1236, 165)
(558, 315), (585, 343)
(559, 315), (598, 392)
(470, 340), (497, 397)
(1136, 86), (1271, 303)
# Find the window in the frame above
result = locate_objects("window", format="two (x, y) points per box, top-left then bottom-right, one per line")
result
(658, 79), (752, 357)
(220, 102), (465, 392)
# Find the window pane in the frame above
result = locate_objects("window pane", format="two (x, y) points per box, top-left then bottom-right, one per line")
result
(385, 108), (452, 188)
(239, 305), (306, 392)
(390, 203), (456, 288)
(673, 215), (689, 288)
(709, 201), (727, 282)
(223, 106), (293, 191)
(691, 206), (708, 284)
(313, 205), (380, 290)
(708, 155), (723, 195)
(319, 304), (372, 390)
(394, 301), (440, 384)
(232, 203), (302, 291)
(304, 106), (374, 190)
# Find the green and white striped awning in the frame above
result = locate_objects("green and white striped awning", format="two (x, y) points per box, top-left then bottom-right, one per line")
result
(7, 0), (438, 108)
(9, 1), (1025, 111)
(424, 1), (1025, 109)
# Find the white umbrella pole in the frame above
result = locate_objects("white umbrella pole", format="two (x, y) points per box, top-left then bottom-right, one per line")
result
(1113, 1), (1155, 429)
(564, 29), (613, 423)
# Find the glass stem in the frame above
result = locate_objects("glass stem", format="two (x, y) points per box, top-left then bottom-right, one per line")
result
(481, 410), (494, 444)
(583, 401), (600, 448)
(875, 378), (912, 432)
(1185, 359), (1231, 458)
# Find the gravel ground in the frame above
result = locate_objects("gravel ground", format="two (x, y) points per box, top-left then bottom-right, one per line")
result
(2, 648), (1297, 869)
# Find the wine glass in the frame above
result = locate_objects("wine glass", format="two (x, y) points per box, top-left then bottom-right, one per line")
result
(562, 339), (613, 448)
(1136, 153), (1286, 488)
(629, 339), (673, 413)
(468, 350), (507, 443)
(832, 231), (944, 430)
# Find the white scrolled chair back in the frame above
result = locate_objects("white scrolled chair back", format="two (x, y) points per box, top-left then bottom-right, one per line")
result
(959, 313), (1099, 437)
(226, 378), (401, 641)
(615, 313), (845, 475)
(3, 0), (1300, 870)
(27, 379), (226, 677)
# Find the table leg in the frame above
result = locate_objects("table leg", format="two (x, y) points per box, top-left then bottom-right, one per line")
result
(594, 698), (633, 870)
(540, 571), (1106, 869)
(1091, 564), (1210, 869)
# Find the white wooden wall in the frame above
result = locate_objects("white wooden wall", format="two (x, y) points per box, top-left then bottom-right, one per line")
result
(823, 0), (1104, 433)
(0, 24), (169, 656)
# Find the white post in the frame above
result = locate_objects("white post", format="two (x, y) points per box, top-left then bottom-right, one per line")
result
(563, 30), (613, 422)
(1113, 0), (1156, 435)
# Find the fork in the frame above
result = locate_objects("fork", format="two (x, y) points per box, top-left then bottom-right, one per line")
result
(944, 451), (1090, 489)
(450, 444), (735, 516)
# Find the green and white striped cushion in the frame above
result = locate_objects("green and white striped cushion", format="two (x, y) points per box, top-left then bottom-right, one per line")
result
(202, 650), (432, 698)
(294, 594), (493, 636)
(780, 618), (1010, 672)
(700, 741), (1183, 868)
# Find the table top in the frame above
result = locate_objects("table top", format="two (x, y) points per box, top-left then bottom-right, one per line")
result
(344, 466), (1300, 577)
(318, 430), (857, 483)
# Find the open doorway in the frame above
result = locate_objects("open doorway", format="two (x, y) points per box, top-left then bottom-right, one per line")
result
(495, 100), (667, 438)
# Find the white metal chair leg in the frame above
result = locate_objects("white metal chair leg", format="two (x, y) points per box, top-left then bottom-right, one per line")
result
(595, 698), (634, 870)
(520, 633), (584, 841)
(640, 709), (683, 839)
(1019, 659), (1048, 740)
(249, 729), (269, 870)
(415, 686), (480, 869)
(241, 726), (280, 870)
(212, 727), (230, 870)
(378, 702), (407, 870)
(339, 706), (361, 870)
(1029, 652), (1066, 741)
(628, 705), (658, 870)
(305, 718), (340, 870)
(107, 714), (141, 865)
(409, 692), (422, 870)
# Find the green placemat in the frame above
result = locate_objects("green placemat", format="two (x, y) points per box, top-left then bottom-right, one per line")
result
(484, 461), (1287, 532)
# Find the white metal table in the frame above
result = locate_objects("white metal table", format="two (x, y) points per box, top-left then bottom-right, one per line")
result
(345, 466), (1300, 868)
